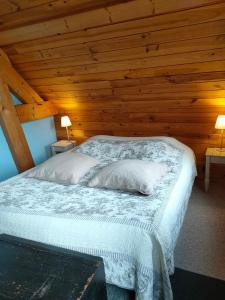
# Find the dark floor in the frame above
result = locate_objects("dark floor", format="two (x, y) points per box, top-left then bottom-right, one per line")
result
(170, 268), (225, 300)
(108, 267), (225, 300)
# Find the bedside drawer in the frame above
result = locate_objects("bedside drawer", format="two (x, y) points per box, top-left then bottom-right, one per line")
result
(53, 143), (74, 152)
(51, 140), (76, 155)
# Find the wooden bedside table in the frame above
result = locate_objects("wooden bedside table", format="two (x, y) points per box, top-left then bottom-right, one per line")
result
(205, 147), (225, 191)
(51, 140), (76, 155)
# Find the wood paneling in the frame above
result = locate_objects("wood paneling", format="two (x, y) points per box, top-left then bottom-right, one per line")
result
(1, 0), (225, 176)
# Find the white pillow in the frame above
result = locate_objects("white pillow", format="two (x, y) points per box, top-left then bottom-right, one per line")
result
(88, 160), (167, 195)
(27, 152), (98, 185)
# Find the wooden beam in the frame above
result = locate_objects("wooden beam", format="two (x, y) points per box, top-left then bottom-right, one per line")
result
(16, 101), (58, 123)
(0, 78), (34, 172)
(0, 48), (44, 104)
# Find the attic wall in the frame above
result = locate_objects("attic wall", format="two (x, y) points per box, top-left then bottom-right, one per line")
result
(1, 0), (225, 174)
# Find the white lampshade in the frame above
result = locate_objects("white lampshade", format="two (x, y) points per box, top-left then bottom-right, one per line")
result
(215, 115), (225, 130)
(61, 116), (72, 127)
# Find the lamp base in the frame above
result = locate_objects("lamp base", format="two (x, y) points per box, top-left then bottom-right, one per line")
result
(66, 126), (70, 141)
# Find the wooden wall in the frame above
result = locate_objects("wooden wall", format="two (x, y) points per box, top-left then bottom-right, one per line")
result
(1, 0), (225, 174)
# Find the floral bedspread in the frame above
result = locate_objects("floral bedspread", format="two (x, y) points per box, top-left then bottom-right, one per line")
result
(0, 136), (194, 300)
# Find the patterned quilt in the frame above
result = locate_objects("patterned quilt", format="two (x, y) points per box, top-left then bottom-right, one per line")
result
(0, 136), (196, 300)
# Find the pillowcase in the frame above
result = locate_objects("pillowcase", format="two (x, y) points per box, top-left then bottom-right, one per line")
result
(88, 159), (167, 195)
(27, 152), (98, 185)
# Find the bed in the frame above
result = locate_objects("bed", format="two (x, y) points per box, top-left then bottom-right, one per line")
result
(0, 135), (197, 300)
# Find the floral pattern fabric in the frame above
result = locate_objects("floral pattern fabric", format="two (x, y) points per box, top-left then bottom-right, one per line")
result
(0, 136), (195, 300)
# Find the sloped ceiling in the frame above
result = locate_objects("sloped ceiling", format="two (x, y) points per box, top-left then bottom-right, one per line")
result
(1, 0), (225, 173)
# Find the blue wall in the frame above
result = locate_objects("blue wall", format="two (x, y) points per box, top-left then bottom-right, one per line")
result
(0, 95), (57, 182)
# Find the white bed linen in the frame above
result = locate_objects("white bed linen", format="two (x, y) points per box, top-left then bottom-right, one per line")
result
(0, 136), (196, 300)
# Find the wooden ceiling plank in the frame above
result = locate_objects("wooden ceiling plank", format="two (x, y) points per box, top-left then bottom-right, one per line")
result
(0, 78), (34, 172)
(27, 70), (225, 88)
(28, 70), (128, 85)
(154, 0), (225, 14)
(20, 48), (225, 79)
(107, 0), (154, 23)
(55, 120), (216, 134)
(50, 98), (225, 110)
(8, 44), (90, 63)
(50, 96), (225, 104)
(39, 88), (113, 98)
(23, 60), (225, 86)
(25, 60), (225, 86)
(111, 71), (225, 86)
(36, 80), (111, 91)
(44, 89), (225, 101)
(108, 0), (225, 22)
(36, 79), (225, 94)
(55, 110), (220, 124)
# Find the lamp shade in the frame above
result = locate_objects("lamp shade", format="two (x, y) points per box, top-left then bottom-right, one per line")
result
(61, 116), (72, 127)
(215, 115), (225, 130)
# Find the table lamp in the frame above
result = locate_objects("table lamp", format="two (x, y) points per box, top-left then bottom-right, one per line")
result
(61, 116), (72, 141)
(215, 115), (225, 151)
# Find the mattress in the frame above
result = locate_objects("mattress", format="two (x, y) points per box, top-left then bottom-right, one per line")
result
(0, 135), (197, 300)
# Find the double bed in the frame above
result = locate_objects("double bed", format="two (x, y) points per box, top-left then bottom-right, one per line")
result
(0, 135), (197, 300)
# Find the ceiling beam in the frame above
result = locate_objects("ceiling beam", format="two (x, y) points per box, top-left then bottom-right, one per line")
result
(0, 78), (34, 172)
(16, 101), (58, 123)
(0, 50), (58, 173)
(0, 48), (44, 104)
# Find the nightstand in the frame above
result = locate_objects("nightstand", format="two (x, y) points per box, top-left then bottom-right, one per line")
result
(205, 147), (225, 191)
(51, 140), (76, 155)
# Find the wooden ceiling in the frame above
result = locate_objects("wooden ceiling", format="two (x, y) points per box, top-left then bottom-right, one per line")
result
(1, 0), (225, 173)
